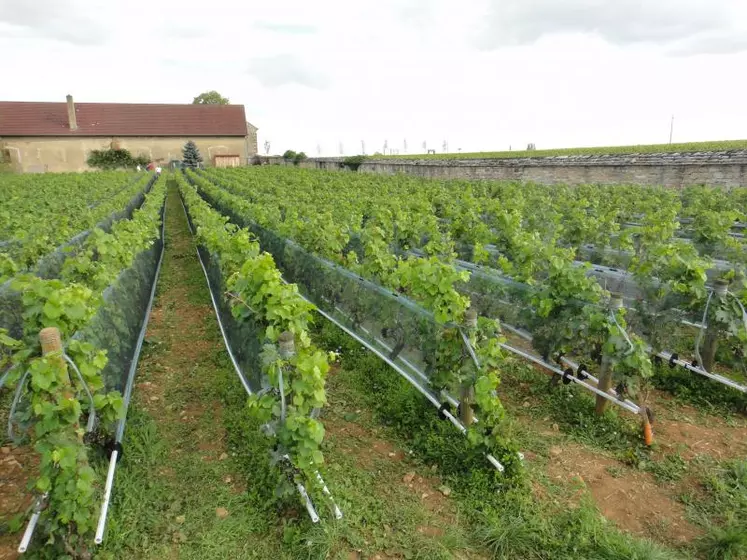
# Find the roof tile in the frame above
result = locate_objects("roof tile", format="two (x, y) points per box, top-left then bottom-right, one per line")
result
(0, 101), (248, 137)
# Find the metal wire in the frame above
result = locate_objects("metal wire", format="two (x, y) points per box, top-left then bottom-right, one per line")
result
(18, 494), (46, 553)
(728, 291), (747, 332)
(62, 353), (96, 434)
(694, 290), (714, 371)
(459, 327), (481, 369)
(7, 369), (29, 441)
(309, 299), (506, 472)
(498, 341), (641, 415)
(499, 321), (641, 409)
(609, 311), (634, 352)
(278, 367), (287, 424)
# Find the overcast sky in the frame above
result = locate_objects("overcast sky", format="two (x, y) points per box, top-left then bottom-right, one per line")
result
(1, 0), (746, 156)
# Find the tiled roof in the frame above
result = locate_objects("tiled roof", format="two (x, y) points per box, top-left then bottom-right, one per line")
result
(0, 101), (248, 137)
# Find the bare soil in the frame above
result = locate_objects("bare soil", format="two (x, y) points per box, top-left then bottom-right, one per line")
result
(649, 396), (747, 461)
(0, 444), (36, 560)
(546, 442), (701, 545)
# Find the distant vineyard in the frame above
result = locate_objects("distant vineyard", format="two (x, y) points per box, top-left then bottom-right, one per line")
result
(382, 139), (747, 160)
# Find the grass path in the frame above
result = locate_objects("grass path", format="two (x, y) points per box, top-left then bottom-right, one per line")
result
(100, 184), (272, 558)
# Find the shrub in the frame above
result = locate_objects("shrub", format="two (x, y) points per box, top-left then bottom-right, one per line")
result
(282, 150), (307, 166)
(342, 155), (366, 171)
(86, 148), (149, 170)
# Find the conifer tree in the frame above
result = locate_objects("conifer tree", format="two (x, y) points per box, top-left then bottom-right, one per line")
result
(182, 140), (203, 168)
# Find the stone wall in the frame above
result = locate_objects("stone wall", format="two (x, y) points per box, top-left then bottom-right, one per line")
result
(260, 152), (747, 188)
(1, 135), (255, 172)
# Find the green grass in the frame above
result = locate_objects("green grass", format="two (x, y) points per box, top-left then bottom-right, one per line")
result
(651, 363), (747, 415)
(681, 458), (747, 560)
(644, 454), (690, 484)
(314, 321), (687, 560)
(498, 359), (646, 457)
(100, 185), (287, 559)
(379, 139), (747, 160)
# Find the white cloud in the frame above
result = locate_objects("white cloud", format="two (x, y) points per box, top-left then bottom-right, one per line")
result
(476, 0), (747, 53)
(0, 0), (108, 44)
(667, 32), (747, 56)
(1, 0), (746, 157)
(253, 21), (317, 35)
(248, 54), (330, 89)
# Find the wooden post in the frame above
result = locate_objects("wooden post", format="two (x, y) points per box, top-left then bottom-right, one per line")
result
(594, 355), (613, 415)
(460, 309), (478, 428)
(40, 327), (72, 392)
(39, 327), (78, 437)
(702, 280), (729, 372)
(595, 294), (623, 416)
(459, 385), (475, 427)
(39, 327), (63, 357)
(278, 331), (295, 360)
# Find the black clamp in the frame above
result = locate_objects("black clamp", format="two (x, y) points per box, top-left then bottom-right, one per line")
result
(103, 440), (124, 462)
(645, 406), (655, 425)
(438, 402), (452, 420)
(615, 381), (628, 400)
(669, 353), (678, 368)
(576, 363), (589, 380)
(562, 368), (573, 385)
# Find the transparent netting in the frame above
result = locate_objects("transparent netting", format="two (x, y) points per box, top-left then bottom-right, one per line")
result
(198, 181), (719, 386)
(180, 199), (265, 392)
(1, 197), (164, 422)
(198, 191), (451, 394)
(453, 245), (708, 358)
(73, 218), (164, 393)
(1, 176), (157, 339)
(35, 177), (157, 280)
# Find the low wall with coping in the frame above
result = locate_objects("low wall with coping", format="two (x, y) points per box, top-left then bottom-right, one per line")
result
(258, 151), (747, 187)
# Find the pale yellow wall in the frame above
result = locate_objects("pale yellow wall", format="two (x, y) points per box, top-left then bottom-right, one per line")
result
(0, 135), (257, 172)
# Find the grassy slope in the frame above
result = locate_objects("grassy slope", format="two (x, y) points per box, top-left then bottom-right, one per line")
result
(380, 140), (747, 160)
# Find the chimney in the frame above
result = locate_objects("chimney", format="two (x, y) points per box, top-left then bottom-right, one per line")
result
(66, 94), (78, 131)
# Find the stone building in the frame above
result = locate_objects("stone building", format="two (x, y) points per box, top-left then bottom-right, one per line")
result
(0, 95), (258, 172)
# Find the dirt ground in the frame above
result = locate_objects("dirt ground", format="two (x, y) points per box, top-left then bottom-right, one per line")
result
(650, 396), (747, 461)
(0, 444), (36, 560)
(545, 442), (701, 545)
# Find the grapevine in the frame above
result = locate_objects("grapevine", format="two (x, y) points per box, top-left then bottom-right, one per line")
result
(0, 175), (166, 555)
(176, 172), (335, 498)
